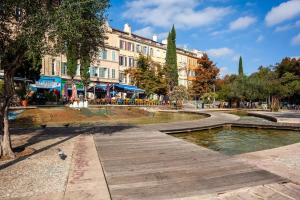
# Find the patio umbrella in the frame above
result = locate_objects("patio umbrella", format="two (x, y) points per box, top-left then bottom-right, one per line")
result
(64, 83), (68, 97)
(106, 83), (110, 99)
(70, 83), (77, 101)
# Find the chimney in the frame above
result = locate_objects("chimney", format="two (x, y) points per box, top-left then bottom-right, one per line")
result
(123, 23), (132, 35)
(152, 35), (158, 42)
(162, 39), (167, 45)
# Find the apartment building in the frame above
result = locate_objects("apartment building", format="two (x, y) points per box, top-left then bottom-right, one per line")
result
(39, 23), (203, 95)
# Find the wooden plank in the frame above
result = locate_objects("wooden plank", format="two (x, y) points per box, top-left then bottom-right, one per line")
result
(94, 129), (291, 200)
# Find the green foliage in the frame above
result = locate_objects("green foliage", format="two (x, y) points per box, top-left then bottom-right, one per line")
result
(15, 53), (42, 81)
(66, 42), (78, 80)
(168, 85), (188, 103)
(127, 55), (167, 96)
(201, 92), (218, 104)
(80, 54), (90, 87)
(169, 85), (188, 109)
(238, 56), (243, 75)
(216, 58), (300, 111)
(50, 0), (109, 80)
(165, 25), (178, 91)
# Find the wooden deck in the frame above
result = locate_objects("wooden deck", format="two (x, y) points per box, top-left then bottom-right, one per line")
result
(94, 129), (290, 200)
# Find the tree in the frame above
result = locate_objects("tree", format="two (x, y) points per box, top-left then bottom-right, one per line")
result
(0, 0), (109, 159)
(50, 0), (109, 88)
(1, 0), (51, 158)
(126, 55), (167, 96)
(190, 54), (219, 99)
(165, 25), (178, 92)
(168, 85), (188, 109)
(239, 56), (244, 76)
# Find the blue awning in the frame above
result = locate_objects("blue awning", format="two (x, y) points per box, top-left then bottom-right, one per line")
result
(95, 84), (108, 90)
(114, 84), (145, 93)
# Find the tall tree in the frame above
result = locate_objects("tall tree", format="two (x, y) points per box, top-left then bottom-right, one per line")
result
(190, 54), (219, 99)
(50, 0), (109, 85)
(165, 25), (178, 92)
(0, 0), (109, 159)
(0, 0), (51, 158)
(126, 55), (167, 96)
(238, 56), (244, 75)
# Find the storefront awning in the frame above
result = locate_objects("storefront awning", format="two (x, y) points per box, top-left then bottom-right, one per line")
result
(114, 84), (145, 93)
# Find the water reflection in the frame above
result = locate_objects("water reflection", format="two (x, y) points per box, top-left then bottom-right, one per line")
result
(172, 127), (300, 155)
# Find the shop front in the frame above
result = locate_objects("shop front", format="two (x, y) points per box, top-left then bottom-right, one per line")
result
(30, 76), (62, 104)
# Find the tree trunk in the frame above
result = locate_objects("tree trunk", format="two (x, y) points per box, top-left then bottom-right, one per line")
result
(2, 105), (15, 158)
(271, 96), (280, 112)
(0, 69), (16, 159)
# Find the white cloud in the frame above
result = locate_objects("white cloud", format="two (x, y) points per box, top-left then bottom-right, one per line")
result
(134, 26), (154, 38)
(134, 26), (168, 40)
(206, 47), (234, 57)
(275, 20), (300, 32)
(291, 33), (300, 45)
(123, 0), (232, 29)
(265, 0), (300, 26)
(256, 35), (264, 43)
(229, 16), (256, 31)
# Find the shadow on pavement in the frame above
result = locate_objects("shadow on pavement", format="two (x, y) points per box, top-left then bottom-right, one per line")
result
(0, 125), (136, 170)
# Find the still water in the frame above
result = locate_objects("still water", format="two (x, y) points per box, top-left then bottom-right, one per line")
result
(172, 127), (300, 155)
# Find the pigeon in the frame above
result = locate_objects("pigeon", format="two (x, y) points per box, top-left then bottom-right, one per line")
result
(57, 148), (67, 160)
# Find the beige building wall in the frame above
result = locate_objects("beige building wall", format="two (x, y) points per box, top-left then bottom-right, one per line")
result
(41, 23), (204, 90)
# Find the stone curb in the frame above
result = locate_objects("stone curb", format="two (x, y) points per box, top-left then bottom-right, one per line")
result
(63, 134), (111, 200)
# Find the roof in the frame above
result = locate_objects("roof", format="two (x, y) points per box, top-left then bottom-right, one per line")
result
(111, 28), (200, 59)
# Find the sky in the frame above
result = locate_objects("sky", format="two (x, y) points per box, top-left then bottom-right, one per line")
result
(108, 0), (300, 76)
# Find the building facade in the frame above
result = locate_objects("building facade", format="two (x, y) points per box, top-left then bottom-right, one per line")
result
(40, 23), (203, 96)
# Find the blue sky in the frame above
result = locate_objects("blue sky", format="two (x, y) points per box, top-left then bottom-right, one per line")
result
(108, 0), (300, 76)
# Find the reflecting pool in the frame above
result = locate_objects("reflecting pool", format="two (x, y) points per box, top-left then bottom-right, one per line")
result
(171, 127), (300, 155)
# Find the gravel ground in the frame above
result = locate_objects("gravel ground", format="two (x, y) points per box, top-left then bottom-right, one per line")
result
(0, 131), (76, 199)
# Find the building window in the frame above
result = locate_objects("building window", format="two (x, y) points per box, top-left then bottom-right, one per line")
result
(61, 62), (67, 75)
(127, 42), (134, 51)
(99, 67), (107, 78)
(99, 50), (107, 60)
(112, 51), (116, 61)
(119, 56), (124, 66)
(120, 40), (125, 49)
(119, 72), (124, 83)
(150, 48), (153, 56)
(143, 46), (148, 55)
(124, 57), (127, 67)
(90, 66), (98, 77)
(136, 44), (141, 53)
(128, 57), (134, 67)
(112, 69), (116, 79)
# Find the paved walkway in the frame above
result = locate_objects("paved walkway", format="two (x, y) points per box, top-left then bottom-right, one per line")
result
(249, 111), (300, 124)
(93, 111), (300, 199)
(5, 110), (300, 199)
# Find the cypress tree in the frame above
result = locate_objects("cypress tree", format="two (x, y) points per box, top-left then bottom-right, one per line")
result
(239, 56), (244, 75)
(165, 25), (178, 92)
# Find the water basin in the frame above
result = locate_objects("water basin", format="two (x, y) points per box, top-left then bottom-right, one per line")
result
(171, 127), (300, 155)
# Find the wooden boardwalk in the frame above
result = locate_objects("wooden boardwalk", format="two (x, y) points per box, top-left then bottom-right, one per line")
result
(93, 112), (300, 199)
(94, 129), (290, 200)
